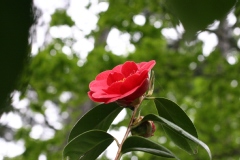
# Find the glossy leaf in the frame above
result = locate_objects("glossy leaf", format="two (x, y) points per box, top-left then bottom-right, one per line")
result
(154, 98), (198, 154)
(68, 102), (122, 141)
(143, 114), (212, 160)
(63, 130), (115, 160)
(122, 136), (179, 159)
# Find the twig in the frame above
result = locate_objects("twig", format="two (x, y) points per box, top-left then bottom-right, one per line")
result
(114, 96), (144, 160)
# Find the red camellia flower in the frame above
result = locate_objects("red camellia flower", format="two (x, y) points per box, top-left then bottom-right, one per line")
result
(88, 60), (156, 106)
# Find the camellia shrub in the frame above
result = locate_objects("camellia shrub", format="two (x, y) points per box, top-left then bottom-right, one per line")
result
(63, 60), (211, 160)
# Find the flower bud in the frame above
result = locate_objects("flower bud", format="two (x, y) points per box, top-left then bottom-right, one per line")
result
(146, 70), (155, 97)
(131, 117), (156, 138)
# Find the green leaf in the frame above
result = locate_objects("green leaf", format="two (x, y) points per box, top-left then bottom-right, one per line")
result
(63, 130), (115, 160)
(68, 103), (122, 142)
(154, 98), (197, 136)
(164, 0), (237, 39)
(154, 98), (198, 154)
(143, 114), (212, 160)
(121, 136), (179, 159)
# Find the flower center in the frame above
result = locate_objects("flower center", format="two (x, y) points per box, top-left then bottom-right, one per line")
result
(118, 78), (126, 82)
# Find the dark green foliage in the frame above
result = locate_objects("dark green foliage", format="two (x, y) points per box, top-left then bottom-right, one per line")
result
(154, 98), (198, 154)
(63, 130), (114, 160)
(63, 96), (210, 159)
(0, 0), (34, 115)
(122, 136), (178, 159)
(164, 0), (237, 39)
(68, 103), (122, 141)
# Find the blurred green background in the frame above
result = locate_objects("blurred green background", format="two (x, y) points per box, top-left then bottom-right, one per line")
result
(0, 0), (240, 160)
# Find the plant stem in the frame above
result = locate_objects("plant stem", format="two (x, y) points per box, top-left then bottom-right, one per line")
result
(114, 97), (144, 160)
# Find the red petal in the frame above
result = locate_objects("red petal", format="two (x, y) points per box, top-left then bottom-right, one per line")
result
(107, 72), (125, 85)
(104, 81), (122, 94)
(92, 92), (120, 98)
(114, 73), (149, 102)
(104, 96), (123, 104)
(90, 91), (121, 104)
(95, 70), (111, 80)
(112, 64), (123, 73)
(121, 78), (149, 102)
(88, 91), (112, 103)
(89, 80), (108, 92)
(120, 71), (148, 94)
(121, 61), (138, 77)
(138, 60), (156, 71)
